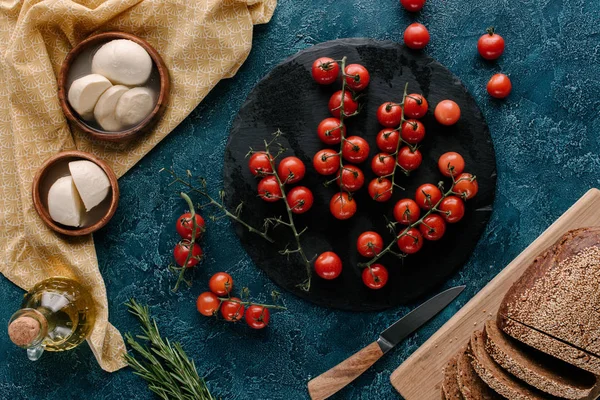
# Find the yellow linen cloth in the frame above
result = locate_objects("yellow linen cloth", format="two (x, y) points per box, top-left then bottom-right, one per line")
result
(0, 0), (276, 372)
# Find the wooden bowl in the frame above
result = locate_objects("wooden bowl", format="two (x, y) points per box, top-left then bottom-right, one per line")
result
(32, 151), (120, 236)
(57, 32), (170, 142)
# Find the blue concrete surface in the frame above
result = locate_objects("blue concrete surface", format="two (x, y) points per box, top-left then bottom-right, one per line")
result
(2, 0), (599, 398)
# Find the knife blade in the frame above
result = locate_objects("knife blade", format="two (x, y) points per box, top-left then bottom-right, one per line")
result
(307, 285), (465, 400)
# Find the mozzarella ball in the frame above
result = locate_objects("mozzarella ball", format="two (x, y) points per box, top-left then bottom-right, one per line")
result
(47, 176), (85, 227)
(67, 74), (112, 120)
(115, 87), (155, 127)
(91, 39), (153, 85)
(94, 85), (129, 132)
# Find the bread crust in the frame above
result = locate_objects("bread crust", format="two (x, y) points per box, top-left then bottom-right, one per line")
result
(456, 344), (502, 400)
(443, 353), (465, 400)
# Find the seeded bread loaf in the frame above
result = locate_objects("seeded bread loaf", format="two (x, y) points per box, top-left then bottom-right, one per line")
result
(484, 320), (596, 399)
(442, 353), (464, 400)
(456, 344), (502, 400)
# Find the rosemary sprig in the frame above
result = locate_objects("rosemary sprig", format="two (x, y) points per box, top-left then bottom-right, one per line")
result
(124, 299), (215, 400)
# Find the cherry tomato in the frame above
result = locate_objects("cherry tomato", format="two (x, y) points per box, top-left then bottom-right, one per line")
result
(397, 146), (422, 171)
(453, 173), (479, 200)
(377, 102), (402, 127)
(337, 165), (365, 192)
(248, 152), (274, 177)
(404, 94), (428, 119)
(257, 176), (282, 202)
(313, 149), (340, 176)
(173, 240), (203, 268)
(415, 183), (443, 210)
(344, 64), (370, 92)
(277, 156), (305, 184)
(357, 231), (384, 258)
(311, 57), (340, 85)
(434, 100), (461, 126)
(419, 214), (446, 241)
(438, 152), (465, 177)
(376, 128), (400, 153)
(371, 153), (396, 176)
(438, 196), (465, 223)
(404, 23), (430, 50)
(317, 118), (345, 145)
(400, 0), (426, 12)
(401, 120), (425, 144)
(362, 264), (389, 289)
(221, 298), (245, 322)
(287, 186), (314, 214)
(175, 213), (205, 240)
(330, 192), (357, 220)
(397, 228), (424, 254)
(477, 28), (505, 60)
(314, 251), (343, 280)
(393, 199), (421, 225)
(487, 73), (512, 99)
(245, 305), (270, 329)
(368, 178), (393, 202)
(329, 90), (358, 118)
(196, 292), (220, 316)
(209, 272), (233, 296)
(342, 136), (370, 164)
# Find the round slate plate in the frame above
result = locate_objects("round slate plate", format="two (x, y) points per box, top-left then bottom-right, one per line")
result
(223, 38), (496, 311)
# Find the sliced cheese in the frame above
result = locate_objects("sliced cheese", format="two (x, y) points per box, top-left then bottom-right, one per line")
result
(67, 74), (112, 120)
(47, 176), (85, 227)
(115, 87), (155, 127)
(94, 85), (129, 132)
(69, 160), (110, 211)
(91, 39), (153, 85)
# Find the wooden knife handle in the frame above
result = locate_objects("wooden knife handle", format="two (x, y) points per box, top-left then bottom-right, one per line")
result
(307, 341), (384, 400)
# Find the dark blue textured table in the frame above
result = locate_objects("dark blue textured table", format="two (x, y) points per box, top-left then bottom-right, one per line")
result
(1, 0), (599, 399)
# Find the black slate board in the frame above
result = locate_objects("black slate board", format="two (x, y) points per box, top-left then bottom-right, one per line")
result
(223, 38), (496, 311)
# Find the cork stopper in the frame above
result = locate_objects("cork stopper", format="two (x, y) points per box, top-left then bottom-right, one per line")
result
(8, 316), (40, 347)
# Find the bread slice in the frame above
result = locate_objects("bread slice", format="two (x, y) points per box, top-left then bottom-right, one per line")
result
(484, 320), (596, 399)
(443, 353), (464, 400)
(456, 345), (501, 400)
(499, 227), (600, 362)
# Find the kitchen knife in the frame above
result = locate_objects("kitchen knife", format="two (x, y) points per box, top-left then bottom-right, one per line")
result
(307, 285), (465, 400)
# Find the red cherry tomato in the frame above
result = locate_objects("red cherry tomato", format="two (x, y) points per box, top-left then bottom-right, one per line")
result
(362, 264), (389, 289)
(329, 90), (358, 118)
(357, 231), (384, 258)
(330, 192), (357, 220)
(368, 178), (393, 202)
(196, 292), (220, 316)
(342, 136), (370, 164)
(337, 165), (365, 192)
(376, 128), (400, 153)
(245, 305), (270, 329)
(438, 196), (465, 223)
(487, 73), (512, 99)
(257, 176), (282, 202)
(377, 102), (402, 127)
(209, 272), (233, 296)
(277, 156), (305, 184)
(173, 240), (203, 268)
(393, 198), (421, 225)
(397, 146), (422, 171)
(317, 118), (345, 145)
(400, 119), (425, 144)
(314, 251), (343, 280)
(397, 228), (424, 254)
(415, 183), (443, 210)
(248, 152), (274, 177)
(344, 64), (370, 91)
(453, 173), (479, 200)
(419, 214), (446, 241)
(434, 100), (461, 126)
(400, 0), (426, 12)
(313, 149), (340, 176)
(404, 23), (430, 50)
(311, 57), (340, 85)
(287, 186), (314, 214)
(371, 153), (396, 176)
(221, 298), (245, 322)
(175, 212), (205, 240)
(477, 28), (505, 60)
(438, 152), (465, 177)
(404, 94), (429, 118)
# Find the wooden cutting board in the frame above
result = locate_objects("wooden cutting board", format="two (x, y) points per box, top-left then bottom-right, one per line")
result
(391, 188), (600, 399)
